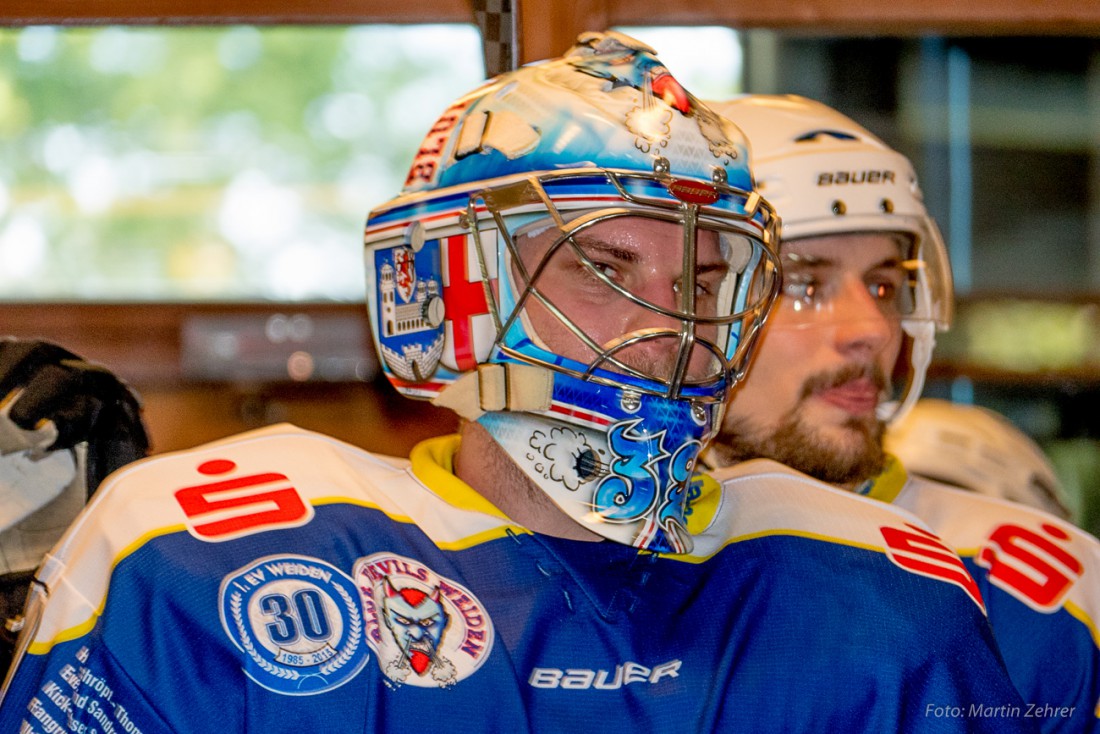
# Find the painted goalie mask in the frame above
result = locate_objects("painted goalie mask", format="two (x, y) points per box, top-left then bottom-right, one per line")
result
(365, 32), (780, 553)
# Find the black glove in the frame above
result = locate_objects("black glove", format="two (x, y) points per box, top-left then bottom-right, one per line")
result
(0, 338), (150, 498)
(0, 339), (151, 675)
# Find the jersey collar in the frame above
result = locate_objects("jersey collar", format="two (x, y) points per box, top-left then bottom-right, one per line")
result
(409, 434), (512, 519)
(853, 453), (909, 503)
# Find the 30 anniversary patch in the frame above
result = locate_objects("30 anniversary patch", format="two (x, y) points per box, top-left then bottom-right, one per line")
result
(220, 554), (369, 695)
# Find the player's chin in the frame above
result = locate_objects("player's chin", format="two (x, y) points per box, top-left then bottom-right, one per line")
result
(772, 413), (882, 487)
(803, 408), (880, 453)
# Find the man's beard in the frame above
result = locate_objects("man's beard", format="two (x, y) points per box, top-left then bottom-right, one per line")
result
(719, 363), (888, 487)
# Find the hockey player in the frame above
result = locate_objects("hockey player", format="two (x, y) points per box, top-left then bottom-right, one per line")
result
(0, 35), (1030, 732)
(707, 94), (1099, 732)
(0, 339), (148, 674)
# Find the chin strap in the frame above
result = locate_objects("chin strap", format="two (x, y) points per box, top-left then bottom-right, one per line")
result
(879, 319), (937, 425)
(431, 363), (555, 421)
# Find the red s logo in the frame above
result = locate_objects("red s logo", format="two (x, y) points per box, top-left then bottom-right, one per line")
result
(977, 522), (1083, 612)
(881, 523), (985, 611)
(175, 459), (313, 541)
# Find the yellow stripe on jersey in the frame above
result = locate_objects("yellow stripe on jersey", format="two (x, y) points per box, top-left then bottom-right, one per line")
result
(862, 453), (908, 503)
(27, 523), (187, 655)
(685, 472), (722, 537)
(661, 527), (884, 565)
(1064, 600), (1100, 652)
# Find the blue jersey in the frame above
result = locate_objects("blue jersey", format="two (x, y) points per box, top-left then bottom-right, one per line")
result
(1, 426), (1031, 732)
(893, 476), (1100, 733)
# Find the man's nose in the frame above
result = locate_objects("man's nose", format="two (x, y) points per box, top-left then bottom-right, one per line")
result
(611, 277), (718, 381)
(630, 277), (686, 330)
(830, 277), (895, 358)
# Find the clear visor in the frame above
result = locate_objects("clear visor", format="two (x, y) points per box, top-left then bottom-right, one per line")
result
(770, 230), (951, 332)
(475, 172), (779, 399)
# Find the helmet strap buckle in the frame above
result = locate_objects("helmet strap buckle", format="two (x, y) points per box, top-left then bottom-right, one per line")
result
(431, 363), (554, 420)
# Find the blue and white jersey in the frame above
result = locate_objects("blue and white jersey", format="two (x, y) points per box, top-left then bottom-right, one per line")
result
(893, 476), (1100, 733)
(0, 425), (1031, 733)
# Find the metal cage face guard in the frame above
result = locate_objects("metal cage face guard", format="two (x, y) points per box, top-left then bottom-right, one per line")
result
(364, 32), (782, 552)
(478, 170), (779, 403)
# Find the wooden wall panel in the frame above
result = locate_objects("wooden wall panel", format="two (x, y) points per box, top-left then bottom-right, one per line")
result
(3, 0), (1098, 47)
(0, 303), (458, 457)
(515, 0), (1100, 64)
(139, 382), (457, 457)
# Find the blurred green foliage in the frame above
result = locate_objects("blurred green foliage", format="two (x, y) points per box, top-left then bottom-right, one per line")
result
(0, 24), (484, 300)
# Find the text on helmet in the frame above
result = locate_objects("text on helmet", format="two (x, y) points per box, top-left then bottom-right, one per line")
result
(816, 170), (896, 186)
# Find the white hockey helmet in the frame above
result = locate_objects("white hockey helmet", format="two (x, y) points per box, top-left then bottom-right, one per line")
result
(886, 398), (1072, 520)
(709, 95), (953, 424)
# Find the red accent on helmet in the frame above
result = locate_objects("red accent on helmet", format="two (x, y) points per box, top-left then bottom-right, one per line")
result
(668, 178), (720, 205)
(651, 72), (691, 114)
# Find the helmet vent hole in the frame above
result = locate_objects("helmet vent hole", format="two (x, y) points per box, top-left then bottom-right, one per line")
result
(831, 200), (847, 216)
(574, 448), (601, 481)
(880, 198), (894, 214)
